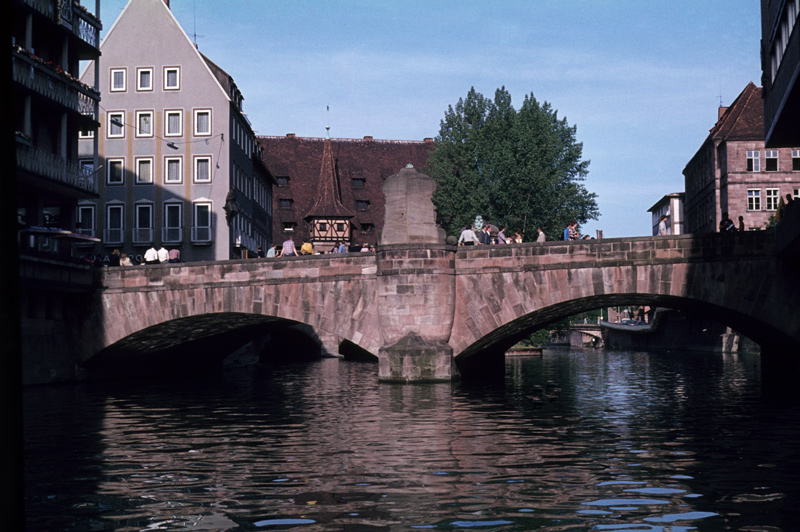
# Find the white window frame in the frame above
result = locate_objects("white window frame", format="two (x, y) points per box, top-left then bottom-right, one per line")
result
(766, 188), (781, 211)
(747, 189), (762, 211)
(746, 150), (760, 172)
(192, 201), (213, 243)
(105, 203), (125, 244)
(765, 150), (779, 172)
(792, 149), (800, 171)
(135, 157), (154, 185)
(164, 156), (183, 184)
(163, 202), (183, 243)
(165, 109), (183, 137)
(194, 155), (212, 183)
(133, 202), (154, 244)
(164, 66), (180, 90)
(107, 158), (125, 185)
(107, 112), (125, 138)
(194, 109), (212, 136)
(110, 68), (126, 92)
(77, 202), (96, 238)
(136, 67), (153, 91)
(135, 110), (153, 137)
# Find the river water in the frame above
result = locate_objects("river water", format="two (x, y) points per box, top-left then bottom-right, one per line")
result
(23, 348), (800, 531)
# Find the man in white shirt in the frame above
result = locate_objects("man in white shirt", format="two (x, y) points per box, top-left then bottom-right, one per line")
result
(144, 245), (158, 265)
(157, 246), (169, 263)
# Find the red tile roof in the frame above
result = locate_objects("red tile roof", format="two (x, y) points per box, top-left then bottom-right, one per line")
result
(710, 82), (764, 141)
(258, 135), (434, 245)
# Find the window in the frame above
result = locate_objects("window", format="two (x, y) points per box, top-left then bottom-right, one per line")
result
(765, 150), (779, 172)
(793, 149), (800, 171)
(164, 157), (182, 184)
(107, 158), (124, 185)
(356, 200), (370, 211)
(766, 188), (780, 210)
(192, 202), (212, 242)
(165, 110), (182, 136)
(276, 176), (290, 186)
(135, 157), (153, 184)
(164, 66), (180, 90)
(136, 111), (153, 137)
(137, 67), (153, 91)
(352, 178), (365, 188)
(105, 203), (124, 244)
(282, 222), (296, 232)
(746, 150), (760, 172)
(110, 68), (126, 92)
(747, 189), (761, 211)
(279, 199), (293, 209)
(163, 202), (183, 242)
(107, 112), (124, 138)
(194, 109), (211, 136)
(360, 223), (374, 234)
(194, 156), (212, 183)
(133, 203), (153, 244)
(77, 204), (95, 237)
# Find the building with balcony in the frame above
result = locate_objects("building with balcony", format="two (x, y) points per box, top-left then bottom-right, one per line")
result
(761, 0), (800, 147)
(259, 134), (434, 252)
(12, 0), (103, 384)
(647, 193), (684, 236)
(13, 0), (102, 256)
(78, 0), (274, 263)
(683, 82), (800, 234)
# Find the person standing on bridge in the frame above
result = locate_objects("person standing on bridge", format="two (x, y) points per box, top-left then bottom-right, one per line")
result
(536, 227), (546, 242)
(458, 226), (480, 245)
(658, 215), (670, 235)
(144, 245), (158, 265)
(279, 237), (298, 257)
(719, 212), (736, 233)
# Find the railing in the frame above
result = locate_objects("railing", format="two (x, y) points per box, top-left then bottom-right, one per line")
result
(12, 47), (99, 119)
(104, 228), (124, 245)
(163, 227), (183, 243)
(192, 227), (212, 243)
(21, 0), (101, 50)
(133, 228), (153, 245)
(15, 141), (98, 194)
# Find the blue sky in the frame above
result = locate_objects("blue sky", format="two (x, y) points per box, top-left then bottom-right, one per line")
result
(96, 0), (763, 238)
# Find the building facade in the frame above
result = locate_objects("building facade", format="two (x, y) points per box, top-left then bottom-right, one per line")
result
(14, 0), (102, 253)
(647, 193), (684, 235)
(683, 82), (800, 234)
(78, 0), (273, 263)
(258, 134), (434, 252)
(761, 0), (800, 147)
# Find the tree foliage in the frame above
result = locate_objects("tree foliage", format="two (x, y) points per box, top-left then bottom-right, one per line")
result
(427, 87), (599, 240)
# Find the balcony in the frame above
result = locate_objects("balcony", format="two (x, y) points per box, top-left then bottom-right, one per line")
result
(12, 46), (99, 119)
(16, 140), (98, 194)
(20, 0), (101, 51)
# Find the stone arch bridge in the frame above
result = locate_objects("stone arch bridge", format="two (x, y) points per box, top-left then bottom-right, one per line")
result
(84, 230), (799, 382)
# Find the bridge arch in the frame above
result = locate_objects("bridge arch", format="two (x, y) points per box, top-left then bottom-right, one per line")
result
(450, 234), (799, 379)
(83, 312), (335, 380)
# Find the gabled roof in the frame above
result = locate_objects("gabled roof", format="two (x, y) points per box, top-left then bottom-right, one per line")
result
(710, 82), (764, 141)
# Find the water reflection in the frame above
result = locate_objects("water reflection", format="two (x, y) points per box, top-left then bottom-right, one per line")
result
(24, 349), (800, 531)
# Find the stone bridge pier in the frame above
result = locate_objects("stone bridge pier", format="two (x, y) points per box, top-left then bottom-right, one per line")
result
(375, 165), (455, 382)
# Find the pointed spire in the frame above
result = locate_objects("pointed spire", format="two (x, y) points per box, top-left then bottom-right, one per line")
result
(304, 137), (354, 220)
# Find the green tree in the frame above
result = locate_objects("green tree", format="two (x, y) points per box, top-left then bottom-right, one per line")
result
(428, 87), (599, 240)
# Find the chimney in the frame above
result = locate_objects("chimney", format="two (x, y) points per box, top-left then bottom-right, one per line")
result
(363, 136), (373, 141)
(286, 133), (296, 138)
(718, 106), (728, 120)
